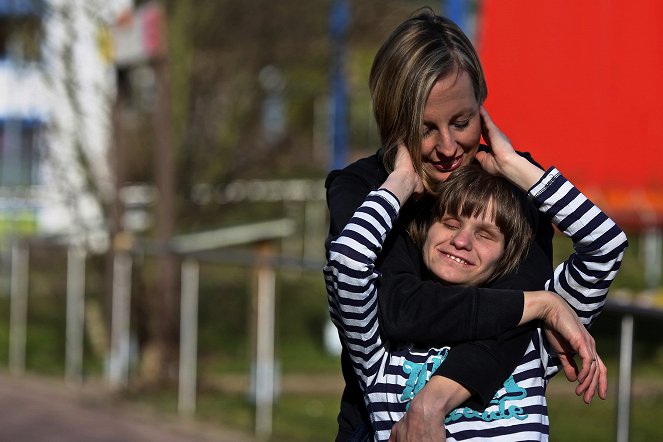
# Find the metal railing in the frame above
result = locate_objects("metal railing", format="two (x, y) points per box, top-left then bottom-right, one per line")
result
(4, 233), (663, 441)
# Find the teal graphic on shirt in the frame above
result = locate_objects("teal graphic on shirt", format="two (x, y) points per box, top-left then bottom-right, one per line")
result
(400, 348), (449, 408)
(444, 375), (529, 423)
(400, 351), (529, 422)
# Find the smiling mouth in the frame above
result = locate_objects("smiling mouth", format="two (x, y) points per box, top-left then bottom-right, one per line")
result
(444, 253), (471, 266)
(432, 155), (463, 172)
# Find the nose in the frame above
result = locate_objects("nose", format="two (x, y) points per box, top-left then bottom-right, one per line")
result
(450, 228), (472, 251)
(434, 129), (457, 157)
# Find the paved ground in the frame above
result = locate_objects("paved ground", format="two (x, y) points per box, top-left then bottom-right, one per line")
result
(3, 370), (662, 441)
(0, 373), (256, 442)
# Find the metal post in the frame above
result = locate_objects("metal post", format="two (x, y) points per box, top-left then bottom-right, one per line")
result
(304, 201), (325, 259)
(153, 53), (177, 370)
(329, 0), (349, 171)
(254, 243), (276, 439)
(178, 258), (200, 416)
(108, 252), (132, 388)
(643, 227), (662, 289)
(445, 0), (466, 30)
(616, 314), (634, 442)
(9, 241), (29, 375)
(65, 246), (86, 385)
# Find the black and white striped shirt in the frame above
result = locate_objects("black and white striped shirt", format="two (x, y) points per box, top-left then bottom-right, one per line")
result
(324, 167), (628, 441)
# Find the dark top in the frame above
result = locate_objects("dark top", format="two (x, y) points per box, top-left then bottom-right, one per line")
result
(324, 149), (554, 441)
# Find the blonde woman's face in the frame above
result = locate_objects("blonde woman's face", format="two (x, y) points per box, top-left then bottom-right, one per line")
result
(420, 71), (482, 183)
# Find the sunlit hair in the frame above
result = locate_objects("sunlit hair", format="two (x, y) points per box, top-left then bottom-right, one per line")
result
(408, 165), (533, 284)
(369, 8), (487, 191)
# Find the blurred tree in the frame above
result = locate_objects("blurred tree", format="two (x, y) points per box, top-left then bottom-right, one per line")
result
(40, 0), (116, 247)
(122, 0), (435, 384)
(155, 0), (434, 225)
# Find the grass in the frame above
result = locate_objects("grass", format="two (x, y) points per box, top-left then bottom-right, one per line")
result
(124, 372), (663, 442)
(548, 375), (663, 441)
(127, 386), (340, 442)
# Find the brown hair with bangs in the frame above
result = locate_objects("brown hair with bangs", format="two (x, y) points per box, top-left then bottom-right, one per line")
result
(408, 165), (533, 284)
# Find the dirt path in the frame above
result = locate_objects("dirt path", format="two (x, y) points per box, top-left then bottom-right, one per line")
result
(0, 373), (255, 442)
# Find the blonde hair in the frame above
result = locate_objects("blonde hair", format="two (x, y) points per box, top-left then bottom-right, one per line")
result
(370, 8), (487, 191)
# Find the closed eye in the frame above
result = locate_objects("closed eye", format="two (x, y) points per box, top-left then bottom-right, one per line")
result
(477, 227), (502, 241)
(441, 216), (461, 230)
(453, 119), (470, 130)
(422, 124), (436, 138)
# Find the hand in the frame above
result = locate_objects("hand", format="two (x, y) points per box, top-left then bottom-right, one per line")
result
(383, 144), (424, 203)
(474, 107), (520, 176)
(388, 376), (469, 442)
(393, 144), (424, 196)
(475, 107), (544, 191)
(544, 327), (608, 404)
(389, 407), (446, 442)
(527, 291), (607, 404)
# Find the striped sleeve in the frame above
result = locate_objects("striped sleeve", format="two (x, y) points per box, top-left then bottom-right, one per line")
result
(529, 167), (629, 326)
(323, 189), (400, 389)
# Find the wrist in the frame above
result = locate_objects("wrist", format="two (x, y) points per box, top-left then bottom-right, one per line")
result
(502, 155), (544, 192)
(521, 290), (555, 325)
(382, 169), (419, 203)
(423, 376), (471, 415)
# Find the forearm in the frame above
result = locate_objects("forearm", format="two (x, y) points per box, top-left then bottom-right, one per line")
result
(519, 289), (591, 328)
(497, 152), (545, 192)
(530, 168), (629, 325)
(432, 324), (534, 408)
(380, 168), (420, 206)
(377, 231), (524, 345)
(410, 375), (472, 418)
(389, 376), (471, 442)
(519, 290), (559, 325)
(325, 190), (399, 377)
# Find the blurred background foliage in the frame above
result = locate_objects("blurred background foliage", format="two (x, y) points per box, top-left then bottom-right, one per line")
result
(121, 0), (450, 232)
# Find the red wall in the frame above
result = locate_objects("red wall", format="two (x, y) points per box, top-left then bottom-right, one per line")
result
(477, 1), (663, 227)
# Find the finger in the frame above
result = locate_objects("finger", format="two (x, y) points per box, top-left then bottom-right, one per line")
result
(575, 336), (596, 384)
(479, 107), (492, 145)
(576, 353), (596, 391)
(473, 150), (494, 172)
(389, 421), (401, 441)
(394, 144), (410, 167)
(576, 355), (598, 399)
(558, 354), (579, 382)
(479, 106), (501, 138)
(596, 355), (609, 400)
(479, 106), (492, 126)
(582, 359), (600, 404)
(479, 106), (515, 158)
(575, 353), (595, 394)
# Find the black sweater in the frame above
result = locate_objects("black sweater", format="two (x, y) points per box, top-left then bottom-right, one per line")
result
(324, 150), (554, 440)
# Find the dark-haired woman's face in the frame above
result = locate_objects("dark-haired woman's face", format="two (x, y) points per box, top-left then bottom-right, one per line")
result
(422, 208), (505, 286)
(420, 71), (481, 183)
